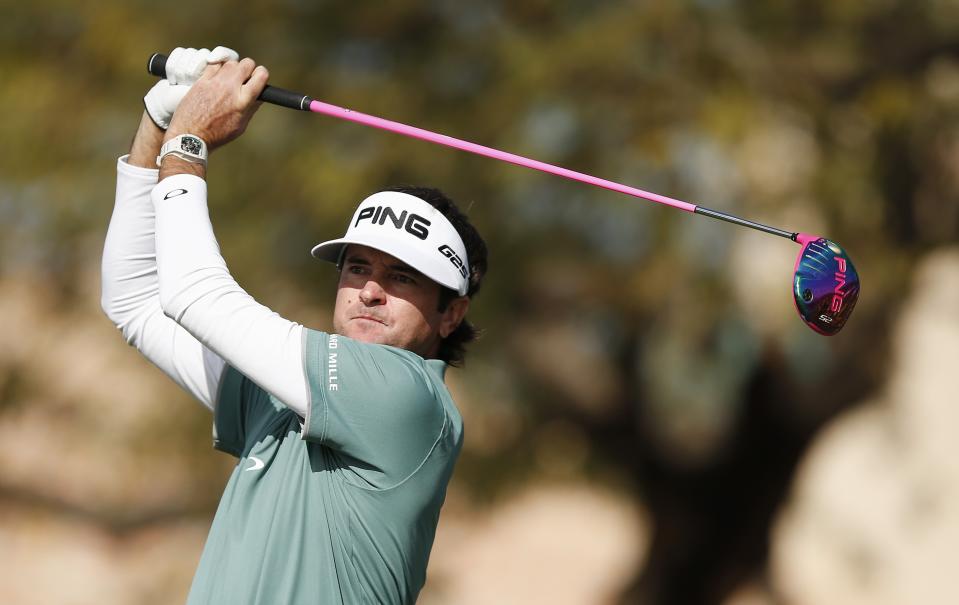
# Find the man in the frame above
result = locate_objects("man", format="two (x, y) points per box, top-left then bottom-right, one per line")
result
(101, 47), (488, 604)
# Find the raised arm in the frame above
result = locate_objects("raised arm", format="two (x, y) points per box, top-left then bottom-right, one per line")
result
(101, 47), (242, 410)
(150, 57), (311, 416)
(101, 111), (226, 410)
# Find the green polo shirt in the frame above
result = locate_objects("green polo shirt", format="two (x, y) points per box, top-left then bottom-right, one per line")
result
(186, 329), (463, 605)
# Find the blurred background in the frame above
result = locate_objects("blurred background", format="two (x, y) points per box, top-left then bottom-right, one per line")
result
(2, 1), (959, 603)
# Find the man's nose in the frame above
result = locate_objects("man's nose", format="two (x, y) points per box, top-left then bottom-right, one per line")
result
(358, 279), (386, 305)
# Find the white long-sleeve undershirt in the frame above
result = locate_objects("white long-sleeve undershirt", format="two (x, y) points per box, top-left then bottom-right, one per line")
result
(101, 157), (309, 417)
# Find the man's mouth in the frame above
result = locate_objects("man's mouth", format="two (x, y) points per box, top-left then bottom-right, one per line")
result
(353, 315), (387, 326)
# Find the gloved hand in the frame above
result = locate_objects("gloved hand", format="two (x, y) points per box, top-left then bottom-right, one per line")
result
(143, 46), (239, 129)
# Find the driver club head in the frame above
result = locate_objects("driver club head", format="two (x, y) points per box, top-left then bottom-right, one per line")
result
(792, 234), (860, 335)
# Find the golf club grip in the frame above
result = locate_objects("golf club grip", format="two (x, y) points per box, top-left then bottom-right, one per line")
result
(147, 53), (313, 110)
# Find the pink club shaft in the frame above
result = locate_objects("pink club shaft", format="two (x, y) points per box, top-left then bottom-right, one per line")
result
(147, 51), (797, 242)
(308, 99), (698, 214)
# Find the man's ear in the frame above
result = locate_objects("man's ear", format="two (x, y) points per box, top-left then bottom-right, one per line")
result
(439, 296), (470, 338)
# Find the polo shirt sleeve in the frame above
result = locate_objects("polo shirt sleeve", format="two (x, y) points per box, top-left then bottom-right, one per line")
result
(301, 329), (448, 487)
(213, 365), (297, 458)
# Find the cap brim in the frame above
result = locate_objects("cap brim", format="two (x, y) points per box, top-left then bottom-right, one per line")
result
(311, 234), (467, 294)
(310, 238), (350, 264)
(311, 233), (406, 265)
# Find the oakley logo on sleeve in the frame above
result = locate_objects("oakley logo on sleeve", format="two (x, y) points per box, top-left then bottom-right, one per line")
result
(354, 206), (431, 240)
(245, 456), (265, 472)
(163, 188), (189, 200)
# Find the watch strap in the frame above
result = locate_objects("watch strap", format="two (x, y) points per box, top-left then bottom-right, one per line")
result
(156, 134), (208, 167)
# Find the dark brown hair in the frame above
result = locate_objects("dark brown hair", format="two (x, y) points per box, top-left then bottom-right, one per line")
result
(386, 186), (488, 366)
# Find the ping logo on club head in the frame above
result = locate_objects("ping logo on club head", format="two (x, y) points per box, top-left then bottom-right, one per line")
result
(830, 256), (848, 313)
(355, 206), (431, 240)
(438, 244), (469, 278)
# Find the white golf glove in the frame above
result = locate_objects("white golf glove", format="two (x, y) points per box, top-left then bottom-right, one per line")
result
(143, 46), (239, 129)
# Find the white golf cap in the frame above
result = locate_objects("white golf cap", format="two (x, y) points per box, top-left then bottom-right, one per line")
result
(311, 191), (471, 296)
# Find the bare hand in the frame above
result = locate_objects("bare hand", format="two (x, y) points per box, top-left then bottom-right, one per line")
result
(165, 58), (269, 151)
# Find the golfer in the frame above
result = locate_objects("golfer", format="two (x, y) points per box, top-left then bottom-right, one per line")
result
(101, 47), (487, 604)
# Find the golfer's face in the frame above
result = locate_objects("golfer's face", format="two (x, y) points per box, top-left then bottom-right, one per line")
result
(333, 245), (446, 357)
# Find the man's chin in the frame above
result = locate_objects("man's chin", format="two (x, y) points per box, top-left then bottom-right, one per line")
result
(349, 333), (389, 345)
(342, 321), (391, 345)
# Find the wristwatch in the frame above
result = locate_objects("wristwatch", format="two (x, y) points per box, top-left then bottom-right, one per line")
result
(156, 134), (208, 167)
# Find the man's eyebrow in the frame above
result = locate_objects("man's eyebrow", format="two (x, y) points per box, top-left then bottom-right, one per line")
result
(344, 255), (423, 277)
(388, 263), (424, 277)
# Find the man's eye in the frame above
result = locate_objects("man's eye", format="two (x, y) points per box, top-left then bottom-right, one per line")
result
(393, 273), (415, 285)
(347, 265), (368, 275)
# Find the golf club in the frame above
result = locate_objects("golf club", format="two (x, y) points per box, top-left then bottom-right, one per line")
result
(148, 53), (860, 335)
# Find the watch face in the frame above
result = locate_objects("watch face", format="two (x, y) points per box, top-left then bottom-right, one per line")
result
(180, 136), (202, 155)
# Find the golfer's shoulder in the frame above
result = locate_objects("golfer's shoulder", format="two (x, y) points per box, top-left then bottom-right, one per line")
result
(330, 333), (445, 393)
(366, 342), (444, 393)
(304, 329), (444, 393)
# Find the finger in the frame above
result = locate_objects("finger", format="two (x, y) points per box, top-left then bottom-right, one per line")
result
(168, 47), (208, 84)
(208, 45), (239, 64)
(165, 47), (188, 84)
(239, 65), (269, 104)
(200, 59), (224, 80)
(185, 48), (211, 82)
(212, 57), (252, 85)
(235, 57), (257, 81)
